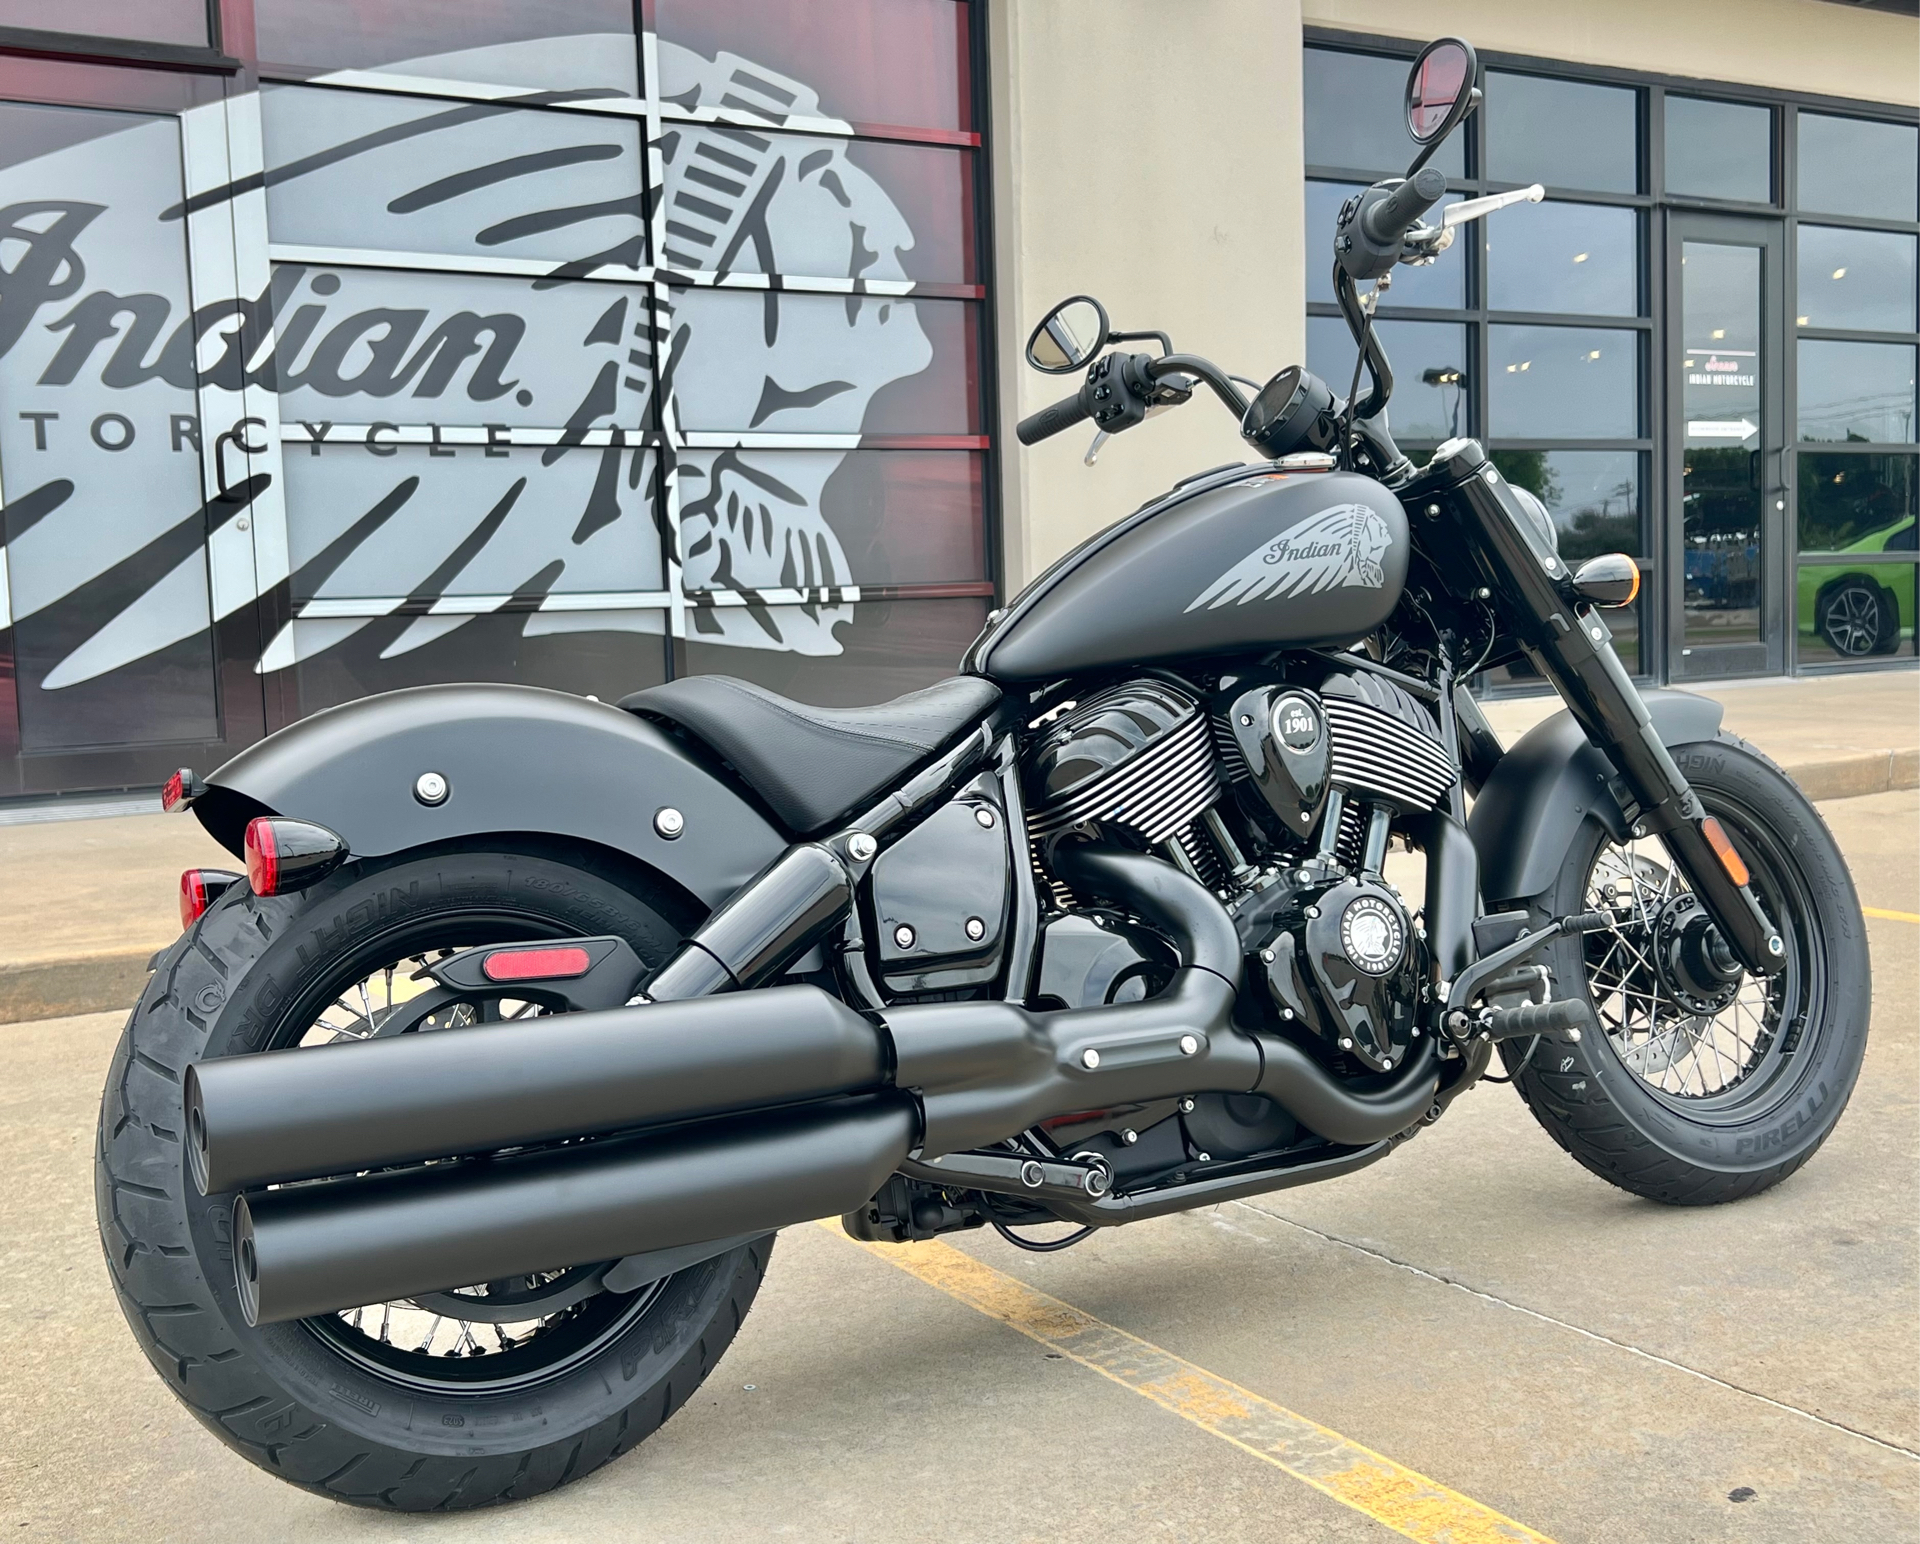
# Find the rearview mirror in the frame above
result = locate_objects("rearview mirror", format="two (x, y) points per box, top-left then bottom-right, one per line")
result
(1405, 37), (1477, 146)
(1025, 295), (1109, 375)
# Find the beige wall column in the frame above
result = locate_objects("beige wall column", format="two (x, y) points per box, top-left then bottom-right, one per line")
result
(988, 0), (1307, 591)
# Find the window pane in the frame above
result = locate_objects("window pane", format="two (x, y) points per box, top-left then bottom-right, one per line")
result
(1798, 112), (1919, 223)
(1489, 325), (1639, 438)
(1796, 225), (1916, 334)
(679, 449), (985, 588)
(680, 596), (988, 703)
(1797, 560), (1914, 662)
(1798, 340), (1917, 443)
(255, 1), (639, 93)
(283, 445), (663, 602)
(1304, 48), (1462, 177)
(1487, 200), (1637, 316)
(1306, 317), (1470, 442)
(287, 612), (667, 720)
(672, 292), (979, 434)
(656, 0), (971, 133)
(1486, 72), (1637, 194)
(1489, 449), (1643, 559)
(0, 0), (206, 46)
(1797, 452), (1917, 552)
(261, 87), (645, 266)
(660, 129), (976, 284)
(1664, 97), (1771, 203)
(1305, 181), (1463, 308)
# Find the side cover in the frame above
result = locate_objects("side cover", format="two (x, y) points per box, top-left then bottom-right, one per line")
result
(1469, 689), (1727, 905)
(193, 684), (786, 911)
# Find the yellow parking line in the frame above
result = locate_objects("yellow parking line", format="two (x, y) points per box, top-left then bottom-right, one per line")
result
(825, 1224), (1555, 1544)
(1863, 906), (1920, 924)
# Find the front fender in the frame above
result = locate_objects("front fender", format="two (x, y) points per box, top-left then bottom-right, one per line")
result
(194, 684), (784, 910)
(1469, 689), (1726, 906)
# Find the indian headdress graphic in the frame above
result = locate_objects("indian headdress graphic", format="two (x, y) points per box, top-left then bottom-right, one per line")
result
(1184, 502), (1393, 612)
(0, 32), (934, 699)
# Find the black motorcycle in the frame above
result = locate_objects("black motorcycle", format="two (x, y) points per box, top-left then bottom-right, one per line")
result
(98, 39), (1869, 1512)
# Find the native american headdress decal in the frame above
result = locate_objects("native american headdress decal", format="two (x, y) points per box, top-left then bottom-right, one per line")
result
(1183, 502), (1393, 612)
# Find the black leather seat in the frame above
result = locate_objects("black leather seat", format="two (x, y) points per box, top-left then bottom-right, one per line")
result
(620, 674), (1001, 836)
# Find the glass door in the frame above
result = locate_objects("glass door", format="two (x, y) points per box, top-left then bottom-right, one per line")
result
(1665, 213), (1788, 678)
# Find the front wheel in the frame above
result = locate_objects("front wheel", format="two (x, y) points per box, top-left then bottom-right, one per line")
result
(97, 847), (772, 1511)
(1503, 733), (1871, 1205)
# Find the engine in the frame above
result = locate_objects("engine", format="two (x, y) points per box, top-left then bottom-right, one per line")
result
(1025, 668), (1455, 1103)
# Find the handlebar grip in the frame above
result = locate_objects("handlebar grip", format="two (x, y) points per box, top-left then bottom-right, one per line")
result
(1017, 390), (1092, 446)
(1361, 165), (1448, 245)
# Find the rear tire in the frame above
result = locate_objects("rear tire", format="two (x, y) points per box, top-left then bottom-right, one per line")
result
(1503, 733), (1871, 1205)
(97, 847), (772, 1511)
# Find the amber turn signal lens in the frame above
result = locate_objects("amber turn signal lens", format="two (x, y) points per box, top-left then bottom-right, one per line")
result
(1570, 552), (1640, 608)
(1701, 816), (1750, 888)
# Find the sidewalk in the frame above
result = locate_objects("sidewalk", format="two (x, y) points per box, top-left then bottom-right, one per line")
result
(1, 670), (1912, 1024)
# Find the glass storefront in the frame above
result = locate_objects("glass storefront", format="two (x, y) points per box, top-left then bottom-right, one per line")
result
(0, 0), (992, 796)
(1304, 37), (1919, 687)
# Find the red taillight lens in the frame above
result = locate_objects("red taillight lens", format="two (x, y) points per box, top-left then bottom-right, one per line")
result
(161, 767), (201, 812)
(482, 946), (594, 982)
(244, 817), (280, 895)
(180, 869), (210, 928)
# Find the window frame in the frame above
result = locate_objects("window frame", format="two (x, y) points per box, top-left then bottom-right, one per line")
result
(0, 2), (234, 73)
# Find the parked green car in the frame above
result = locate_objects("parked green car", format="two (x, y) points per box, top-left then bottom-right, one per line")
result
(1797, 513), (1916, 658)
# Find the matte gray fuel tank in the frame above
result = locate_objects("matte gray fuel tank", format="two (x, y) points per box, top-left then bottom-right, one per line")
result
(968, 466), (1409, 682)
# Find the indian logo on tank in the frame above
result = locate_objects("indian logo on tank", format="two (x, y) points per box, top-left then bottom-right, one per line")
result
(1183, 502), (1393, 611)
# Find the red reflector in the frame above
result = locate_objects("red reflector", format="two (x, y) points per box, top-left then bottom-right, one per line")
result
(180, 869), (210, 929)
(482, 946), (593, 982)
(244, 817), (279, 896)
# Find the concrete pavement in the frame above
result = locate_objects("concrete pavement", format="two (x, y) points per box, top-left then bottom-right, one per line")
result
(0, 669), (1913, 1024)
(2, 789), (1913, 1541)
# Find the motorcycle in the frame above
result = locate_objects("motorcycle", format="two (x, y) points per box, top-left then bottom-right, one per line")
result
(97, 39), (1869, 1512)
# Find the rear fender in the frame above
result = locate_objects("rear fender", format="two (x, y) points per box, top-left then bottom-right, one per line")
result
(1469, 689), (1726, 906)
(193, 684), (784, 911)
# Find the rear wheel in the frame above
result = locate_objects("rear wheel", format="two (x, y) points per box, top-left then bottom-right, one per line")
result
(1504, 733), (1871, 1205)
(97, 847), (772, 1511)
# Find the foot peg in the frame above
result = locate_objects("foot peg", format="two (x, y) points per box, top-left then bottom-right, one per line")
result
(1476, 997), (1594, 1043)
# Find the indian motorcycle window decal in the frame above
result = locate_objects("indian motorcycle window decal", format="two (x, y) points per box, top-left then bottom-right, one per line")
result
(0, 2), (990, 778)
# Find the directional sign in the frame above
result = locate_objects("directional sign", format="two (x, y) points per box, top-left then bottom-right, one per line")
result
(1687, 418), (1759, 440)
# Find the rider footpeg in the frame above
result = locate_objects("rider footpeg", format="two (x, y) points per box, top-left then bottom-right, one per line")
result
(1478, 997), (1594, 1043)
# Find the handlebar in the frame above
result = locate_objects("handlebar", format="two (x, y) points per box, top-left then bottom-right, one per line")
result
(1017, 388), (1092, 445)
(1361, 165), (1448, 246)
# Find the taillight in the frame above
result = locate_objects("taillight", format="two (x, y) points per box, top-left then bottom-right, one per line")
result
(161, 768), (204, 813)
(243, 817), (347, 897)
(481, 945), (594, 982)
(179, 868), (242, 929)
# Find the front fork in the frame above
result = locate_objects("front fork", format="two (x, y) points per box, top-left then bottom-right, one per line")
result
(1431, 446), (1784, 977)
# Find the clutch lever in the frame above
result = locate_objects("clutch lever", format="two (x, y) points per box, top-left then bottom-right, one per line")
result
(1401, 183), (1546, 262)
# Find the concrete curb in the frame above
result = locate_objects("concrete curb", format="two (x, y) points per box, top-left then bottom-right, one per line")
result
(1, 750), (1912, 1027)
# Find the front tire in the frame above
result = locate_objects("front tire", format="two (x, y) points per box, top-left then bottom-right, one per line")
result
(1503, 733), (1871, 1205)
(97, 846), (772, 1511)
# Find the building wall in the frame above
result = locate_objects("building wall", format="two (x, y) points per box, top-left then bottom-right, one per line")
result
(1304, 0), (1919, 107)
(990, 0), (1307, 587)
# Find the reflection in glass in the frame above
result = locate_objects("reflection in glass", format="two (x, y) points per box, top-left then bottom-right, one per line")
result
(1306, 181), (1463, 308)
(1488, 325), (1638, 438)
(0, 0), (209, 45)
(1490, 449), (1642, 560)
(1798, 112), (1919, 222)
(681, 597), (990, 705)
(1486, 200), (1637, 316)
(1797, 341), (1918, 444)
(1305, 49), (1462, 176)
(1663, 97), (1771, 203)
(1306, 317), (1470, 442)
(1797, 453), (1918, 553)
(1797, 559), (1914, 662)
(1680, 242), (1765, 668)
(1486, 71), (1637, 194)
(1796, 226), (1916, 334)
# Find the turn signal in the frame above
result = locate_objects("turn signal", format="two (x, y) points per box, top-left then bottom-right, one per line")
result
(1570, 552), (1640, 608)
(1700, 816), (1750, 888)
(243, 817), (347, 897)
(179, 868), (243, 929)
(161, 768), (205, 812)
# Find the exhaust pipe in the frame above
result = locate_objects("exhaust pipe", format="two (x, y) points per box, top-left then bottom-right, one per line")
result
(235, 1095), (913, 1325)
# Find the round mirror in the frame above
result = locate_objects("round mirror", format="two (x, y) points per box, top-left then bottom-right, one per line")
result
(1025, 295), (1109, 375)
(1405, 38), (1476, 144)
